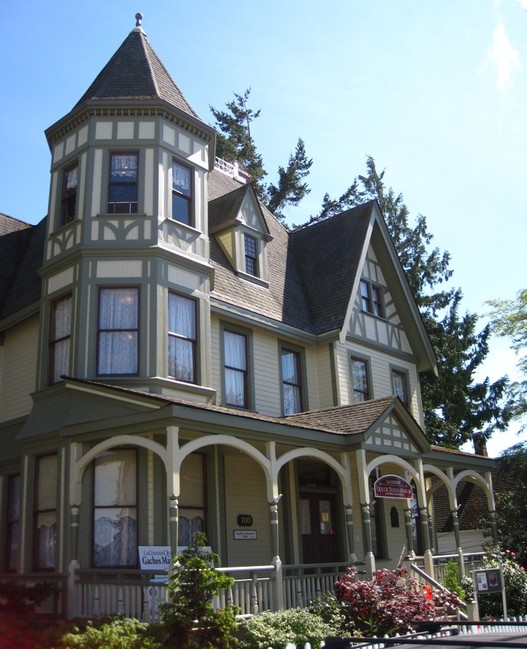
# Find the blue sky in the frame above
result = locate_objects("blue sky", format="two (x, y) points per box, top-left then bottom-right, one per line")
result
(2, 0), (525, 454)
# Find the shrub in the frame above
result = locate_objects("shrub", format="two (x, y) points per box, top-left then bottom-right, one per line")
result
(334, 565), (459, 637)
(60, 617), (160, 649)
(475, 547), (527, 618)
(0, 579), (55, 614)
(158, 533), (238, 648)
(0, 612), (43, 649)
(441, 560), (466, 601)
(238, 608), (333, 649)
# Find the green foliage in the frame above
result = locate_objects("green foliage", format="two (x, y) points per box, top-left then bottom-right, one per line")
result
(480, 480), (527, 567)
(487, 288), (527, 427)
(159, 533), (238, 648)
(238, 608), (332, 649)
(476, 547), (527, 618)
(441, 561), (466, 601)
(266, 138), (313, 219)
(60, 617), (160, 649)
(306, 156), (510, 449)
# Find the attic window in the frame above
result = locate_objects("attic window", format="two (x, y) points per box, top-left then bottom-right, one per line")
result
(244, 234), (258, 276)
(360, 279), (384, 318)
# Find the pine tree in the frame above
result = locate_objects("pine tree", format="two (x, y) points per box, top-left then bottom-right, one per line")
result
(266, 138), (313, 219)
(308, 156), (511, 450)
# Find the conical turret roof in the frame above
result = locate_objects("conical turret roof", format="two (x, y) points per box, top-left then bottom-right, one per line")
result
(74, 16), (199, 119)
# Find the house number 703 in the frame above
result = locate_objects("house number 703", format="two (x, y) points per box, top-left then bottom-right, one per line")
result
(237, 514), (253, 526)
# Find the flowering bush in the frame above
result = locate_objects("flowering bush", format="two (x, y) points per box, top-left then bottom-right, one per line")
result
(474, 547), (527, 618)
(334, 565), (459, 637)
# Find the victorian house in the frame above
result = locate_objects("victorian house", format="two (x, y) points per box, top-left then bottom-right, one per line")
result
(0, 15), (497, 619)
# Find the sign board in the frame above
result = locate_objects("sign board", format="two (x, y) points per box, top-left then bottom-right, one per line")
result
(237, 514), (253, 527)
(474, 568), (502, 594)
(374, 475), (413, 499)
(138, 546), (172, 571)
(233, 530), (257, 540)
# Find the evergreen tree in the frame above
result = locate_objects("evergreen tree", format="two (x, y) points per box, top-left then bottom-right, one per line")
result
(210, 90), (312, 221)
(308, 157), (510, 450)
(266, 138), (313, 218)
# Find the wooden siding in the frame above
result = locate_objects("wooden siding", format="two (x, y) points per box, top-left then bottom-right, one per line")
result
(224, 452), (271, 566)
(0, 317), (39, 422)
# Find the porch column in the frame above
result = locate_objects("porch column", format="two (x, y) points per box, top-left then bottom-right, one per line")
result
(489, 510), (498, 544)
(484, 469), (498, 544)
(356, 449), (375, 577)
(345, 504), (356, 562)
(269, 497), (284, 611)
(414, 458), (434, 578)
(68, 505), (81, 618)
(403, 505), (414, 557)
(451, 508), (461, 550)
(71, 505), (80, 560)
(169, 497), (179, 557)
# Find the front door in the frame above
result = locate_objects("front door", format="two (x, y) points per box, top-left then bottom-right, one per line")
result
(300, 493), (339, 564)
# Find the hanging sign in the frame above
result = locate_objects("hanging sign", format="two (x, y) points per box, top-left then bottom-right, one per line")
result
(374, 475), (413, 499)
(138, 546), (172, 571)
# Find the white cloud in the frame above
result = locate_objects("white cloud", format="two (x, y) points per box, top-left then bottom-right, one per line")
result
(518, 0), (527, 11)
(489, 21), (521, 90)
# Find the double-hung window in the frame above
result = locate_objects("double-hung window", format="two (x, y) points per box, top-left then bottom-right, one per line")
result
(97, 287), (139, 376)
(49, 295), (72, 385)
(168, 293), (197, 383)
(281, 348), (303, 415)
(224, 330), (249, 408)
(360, 279), (384, 318)
(244, 234), (258, 276)
(172, 160), (192, 225)
(5, 475), (20, 572)
(60, 161), (78, 226)
(392, 369), (409, 405)
(34, 455), (57, 571)
(350, 356), (370, 402)
(108, 152), (138, 214)
(93, 449), (137, 567)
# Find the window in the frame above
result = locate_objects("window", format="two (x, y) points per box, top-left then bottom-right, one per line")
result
(172, 160), (192, 225)
(350, 357), (370, 402)
(360, 279), (383, 317)
(168, 293), (197, 382)
(281, 348), (303, 415)
(34, 455), (57, 571)
(179, 454), (206, 546)
(244, 234), (258, 276)
(60, 161), (78, 225)
(93, 449), (137, 567)
(224, 330), (248, 408)
(97, 287), (139, 375)
(108, 152), (138, 214)
(392, 369), (409, 405)
(49, 295), (72, 385)
(5, 475), (20, 572)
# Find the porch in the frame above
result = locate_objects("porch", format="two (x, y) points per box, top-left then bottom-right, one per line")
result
(64, 551), (483, 620)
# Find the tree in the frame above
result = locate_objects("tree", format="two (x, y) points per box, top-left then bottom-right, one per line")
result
(486, 288), (527, 426)
(266, 138), (313, 218)
(210, 88), (267, 197)
(210, 89), (312, 221)
(307, 157), (510, 450)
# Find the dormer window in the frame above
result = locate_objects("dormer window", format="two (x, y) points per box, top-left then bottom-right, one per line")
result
(172, 159), (192, 225)
(108, 152), (138, 214)
(244, 234), (258, 276)
(60, 162), (78, 226)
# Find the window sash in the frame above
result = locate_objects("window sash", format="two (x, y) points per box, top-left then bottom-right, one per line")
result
(224, 331), (248, 407)
(108, 152), (138, 214)
(60, 162), (78, 225)
(392, 370), (408, 404)
(351, 358), (370, 402)
(49, 296), (72, 384)
(93, 449), (138, 568)
(281, 350), (303, 415)
(97, 288), (139, 375)
(172, 160), (192, 225)
(244, 234), (258, 276)
(34, 456), (57, 571)
(5, 475), (20, 572)
(168, 293), (197, 382)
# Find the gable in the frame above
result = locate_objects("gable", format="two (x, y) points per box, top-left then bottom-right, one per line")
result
(364, 410), (420, 454)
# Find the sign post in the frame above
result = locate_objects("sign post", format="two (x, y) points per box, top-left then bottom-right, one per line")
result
(472, 568), (507, 620)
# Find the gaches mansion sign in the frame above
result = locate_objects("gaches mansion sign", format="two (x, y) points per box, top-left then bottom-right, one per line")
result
(373, 475), (413, 499)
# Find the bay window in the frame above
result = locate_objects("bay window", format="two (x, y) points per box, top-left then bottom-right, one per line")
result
(49, 295), (72, 385)
(97, 287), (139, 376)
(34, 455), (57, 571)
(60, 161), (78, 225)
(172, 160), (192, 225)
(108, 152), (138, 214)
(93, 449), (137, 567)
(168, 292), (197, 382)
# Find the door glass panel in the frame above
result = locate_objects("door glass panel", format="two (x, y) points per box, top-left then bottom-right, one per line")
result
(319, 499), (333, 535)
(300, 498), (311, 534)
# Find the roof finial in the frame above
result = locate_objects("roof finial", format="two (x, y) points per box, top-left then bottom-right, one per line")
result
(135, 12), (143, 28)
